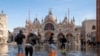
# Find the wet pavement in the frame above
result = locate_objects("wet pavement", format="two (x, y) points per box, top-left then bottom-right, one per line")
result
(0, 43), (98, 56)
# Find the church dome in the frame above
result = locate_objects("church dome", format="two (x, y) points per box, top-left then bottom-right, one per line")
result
(44, 9), (56, 22)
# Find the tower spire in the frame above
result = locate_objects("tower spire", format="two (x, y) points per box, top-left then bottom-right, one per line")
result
(65, 13), (67, 19)
(35, 14), (37, 20)
(26, 18), (28, 23)
(42, 17), (43, 23)
(73, 16), (75, 22)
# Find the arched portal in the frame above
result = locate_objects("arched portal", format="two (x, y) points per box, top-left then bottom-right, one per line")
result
(66, 33), (75, 50)
(57, 33), (64, 41)
(44, 31), (53, 41)
(44, 23), (55, 31)
(57, 33), (65, 49)
(66, 33), (73, 42)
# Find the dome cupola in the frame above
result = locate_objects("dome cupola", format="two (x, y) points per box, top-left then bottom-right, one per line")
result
(44, 9), (56, 23)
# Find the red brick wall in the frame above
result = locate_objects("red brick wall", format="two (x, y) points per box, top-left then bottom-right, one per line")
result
(96, 0), (100, 42)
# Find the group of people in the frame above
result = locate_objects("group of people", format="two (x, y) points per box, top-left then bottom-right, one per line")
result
(15, 30), (36, 56)
(15, 30), (67, 56)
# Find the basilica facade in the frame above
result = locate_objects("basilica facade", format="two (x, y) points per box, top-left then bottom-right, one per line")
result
(25, 10), (81, 49)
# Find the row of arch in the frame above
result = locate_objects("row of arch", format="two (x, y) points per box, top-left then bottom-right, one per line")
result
(45, 32), (73, 39)
(37, 31), (74, 41)
(0, 23), (3, 35)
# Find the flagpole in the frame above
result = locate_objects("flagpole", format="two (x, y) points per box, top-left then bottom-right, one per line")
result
(29, 9), (30, 20)
(68, 8), (70, 33)
(68, 8), (69, 20)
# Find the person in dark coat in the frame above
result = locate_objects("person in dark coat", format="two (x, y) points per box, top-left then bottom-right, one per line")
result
(48, 33), (54, 44)
(59, 35), (67, 50)
(25, 32), (37, 56)
(15, 30), (25, 54)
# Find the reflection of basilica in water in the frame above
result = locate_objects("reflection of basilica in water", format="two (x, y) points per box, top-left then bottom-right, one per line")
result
(25, 9), (81, 50)
(0, 45), (8, 55)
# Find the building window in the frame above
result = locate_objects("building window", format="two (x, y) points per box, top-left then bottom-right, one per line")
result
(92, 25), (96, 30)
(44, 23), (55, 31)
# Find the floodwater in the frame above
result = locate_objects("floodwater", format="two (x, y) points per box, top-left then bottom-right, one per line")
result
(0, 43), (98, 56)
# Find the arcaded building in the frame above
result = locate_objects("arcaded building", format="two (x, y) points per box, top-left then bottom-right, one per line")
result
(82, 19), (96, 42)
(0, 11), (8, 44)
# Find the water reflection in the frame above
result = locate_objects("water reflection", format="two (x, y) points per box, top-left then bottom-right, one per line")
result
(0, 45), (8, 54)
(0, 44), (98, 56)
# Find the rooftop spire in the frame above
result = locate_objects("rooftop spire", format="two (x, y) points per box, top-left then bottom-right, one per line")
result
(49, 8), (52, 15)
(1, 10), (4, 14)
(42, 17), (43, 23)
(73, 16), (75, 22)
(35, 14), (38, 20)
(65, 13), (67, 19)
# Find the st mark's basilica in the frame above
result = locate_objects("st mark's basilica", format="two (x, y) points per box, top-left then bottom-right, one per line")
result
(25, 9), (81, 50)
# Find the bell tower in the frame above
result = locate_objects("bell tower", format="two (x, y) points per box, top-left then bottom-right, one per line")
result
(96, 0), (100, 44)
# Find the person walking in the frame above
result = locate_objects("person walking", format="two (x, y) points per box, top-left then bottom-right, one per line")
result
(59, 35), (67, 50)
(15, 30), (25, 54)
(25, 32), (37, 56)
(48, 33), (57, 56)
(59, 35), (67, 55)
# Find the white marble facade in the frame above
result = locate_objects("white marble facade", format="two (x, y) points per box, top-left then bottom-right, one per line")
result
(0, 11), (8, 44)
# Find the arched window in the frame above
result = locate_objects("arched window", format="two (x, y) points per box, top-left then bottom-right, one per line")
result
(92, 25), (96, 30)
(0, 30), (3, 35)
(44, 23), (55, 31)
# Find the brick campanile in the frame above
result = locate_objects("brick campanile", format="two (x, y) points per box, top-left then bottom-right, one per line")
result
(96, 0), (100, 44)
